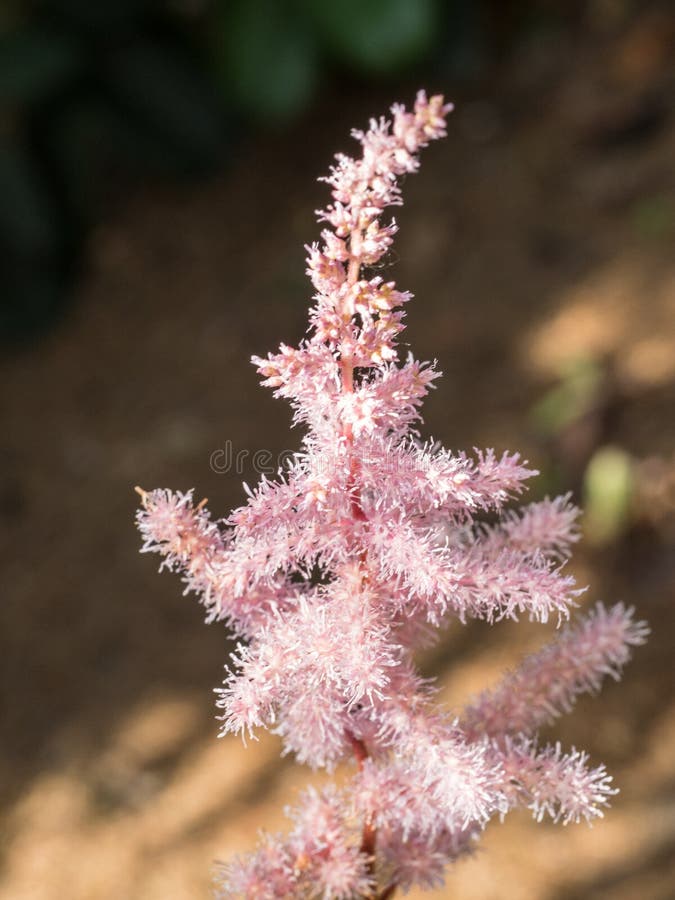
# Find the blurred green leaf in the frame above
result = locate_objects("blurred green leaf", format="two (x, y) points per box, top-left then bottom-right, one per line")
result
(105, 44), (224, 167)
(0, 28), (82, 103)
(530, 356), (603, 436)
(0, 142), (57, 253)
(303, 0), (438, 73)
(583, 446), (634, 546)
(631, 195), (674, 239)
(212, 0), (319, 121)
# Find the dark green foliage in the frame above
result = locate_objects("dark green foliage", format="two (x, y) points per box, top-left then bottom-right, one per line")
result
(212, 0), (320, 122)
(0, 27), (82, 103)
(0, 0), (510, 341)
(300, 0), (439, 74)
(1, 2), (228, 341)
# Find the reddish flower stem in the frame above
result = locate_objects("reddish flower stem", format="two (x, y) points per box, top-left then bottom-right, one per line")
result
(347, 731), (369, 770)
(343, 224), (397, 900)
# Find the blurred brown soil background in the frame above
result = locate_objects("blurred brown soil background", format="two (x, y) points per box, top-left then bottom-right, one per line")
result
(1, 9), (675, 900)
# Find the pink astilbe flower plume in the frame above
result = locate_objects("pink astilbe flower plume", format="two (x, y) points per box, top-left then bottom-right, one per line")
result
(136, 92), (648, 898)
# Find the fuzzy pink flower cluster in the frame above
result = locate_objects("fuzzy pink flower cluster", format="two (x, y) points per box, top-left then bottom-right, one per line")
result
(136, 92), (648, 899)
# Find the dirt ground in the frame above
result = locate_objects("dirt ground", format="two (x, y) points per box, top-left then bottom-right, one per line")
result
(1, 10), (674, 900)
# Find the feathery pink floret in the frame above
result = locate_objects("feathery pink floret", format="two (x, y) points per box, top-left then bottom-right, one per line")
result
(215, 788), (374, 900)
(495, 494), (581, 557)
(378, 826), (477, 892)
(462, 602), (649, 741)
(216, 833), (296, 899)
(136, 92), (646, 898)
(495, 737), (618, 824)
(135, 488), (300, 633)
(217, 576), (402, 767)
(135, 488), (226, 614)
(136, 488), (225, 578)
